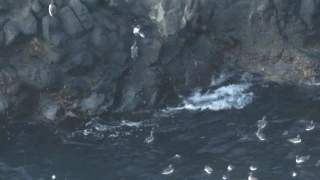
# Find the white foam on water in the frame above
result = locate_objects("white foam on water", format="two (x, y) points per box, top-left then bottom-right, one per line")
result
(120, 120), (142, 127)
(304, 78), (320, 86)
(166, 83), (254, 111)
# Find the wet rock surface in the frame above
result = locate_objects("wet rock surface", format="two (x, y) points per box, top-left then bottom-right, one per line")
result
(0, 0), (320, 121)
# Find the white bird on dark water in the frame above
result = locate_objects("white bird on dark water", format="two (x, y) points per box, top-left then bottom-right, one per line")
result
(306, 120), (315, 131)
(288, 135), (301, 144)
(133, 25), (145, 38)
(296, 155), (310, 164)
(227, 164), (235, 172)
(144, 130), (154, 143)
(248, 172), (258, 180)
(162, 164), (174, 175)
(131, 40), (138, 59)
(255, 128), (265, 141)
(249, 165), (257, 171)
(257, 116), (267, 129)
(292, 171), (297, 177)
(49, 0), (56, 16)
(204, 165), (212, 174)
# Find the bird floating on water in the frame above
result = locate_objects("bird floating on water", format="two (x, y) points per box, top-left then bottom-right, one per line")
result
(288, 135), (301, 144)
(248, 172), (258, 180)
(257, 116), (267, 129)
(144, 130), (154, 143)
(255, 128), (265, 141)
(131, 40), (138, 59)
(49, 0), (56, 16)
(133, 25), (145, 38)
(292, 171), (297, 177)
(296, 155), (310, 164)
(162, 164), (174, 175)
(249, 165), (257, 171)
(204, 165), (212, 174)
(305, 120), (315, 131)
(222, 174), (228, 179)
(227, 164), (235, 172)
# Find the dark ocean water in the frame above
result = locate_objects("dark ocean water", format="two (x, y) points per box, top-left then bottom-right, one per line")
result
(1, 72), (320, 180)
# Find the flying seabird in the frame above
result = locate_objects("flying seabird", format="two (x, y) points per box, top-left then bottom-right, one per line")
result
(49, 0), (56, 16)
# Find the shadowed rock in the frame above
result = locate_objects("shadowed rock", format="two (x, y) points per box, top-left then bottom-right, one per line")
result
(0, 66), (21, 95)
(42, 15), (67, 47)
(92, 9), (117, 31)
(11, 56), (59, 90)
(60, 77), (90, 101)
(69, 0), (93, 31)
(0, 0), (319, 121)
(58, 6), (84, 37)
(0, 94), (8, 114)
(61, 51), (94, 75)
(40, 97), (62, 120)
(3, 21), (20, 46)
(16, 12), (37, 35)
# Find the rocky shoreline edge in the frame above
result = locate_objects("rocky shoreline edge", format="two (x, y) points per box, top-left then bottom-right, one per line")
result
(0, 0), (319, 122)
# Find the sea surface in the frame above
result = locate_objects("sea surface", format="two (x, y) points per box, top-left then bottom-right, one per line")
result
(1, 71), (320, 180)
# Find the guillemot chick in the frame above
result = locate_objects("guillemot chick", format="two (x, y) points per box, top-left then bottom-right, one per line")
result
(131, 40), (138, 59)
(49, 0), (56, 16)
(296, 155), (310, 164)
(257, 116), (267, 129)
(288, 135), (301, 144)
(162, 164), (174, 175)
(133, 25), (145, 38)
(306, 120), (315, 131)
(204, 165), (212, 174)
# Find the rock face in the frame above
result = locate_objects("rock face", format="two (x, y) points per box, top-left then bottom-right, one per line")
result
(40, 97), (61, 120)
(0, 0), (320, 121)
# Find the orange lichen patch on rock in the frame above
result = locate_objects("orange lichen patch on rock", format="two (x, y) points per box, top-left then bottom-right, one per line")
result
(29, 37), (42, 56)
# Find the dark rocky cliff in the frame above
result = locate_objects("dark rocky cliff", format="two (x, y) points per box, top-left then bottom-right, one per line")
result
(0, 0), (319, 121)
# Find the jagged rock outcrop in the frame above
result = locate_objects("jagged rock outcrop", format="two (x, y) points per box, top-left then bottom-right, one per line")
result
(0, 0), (320, 121)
